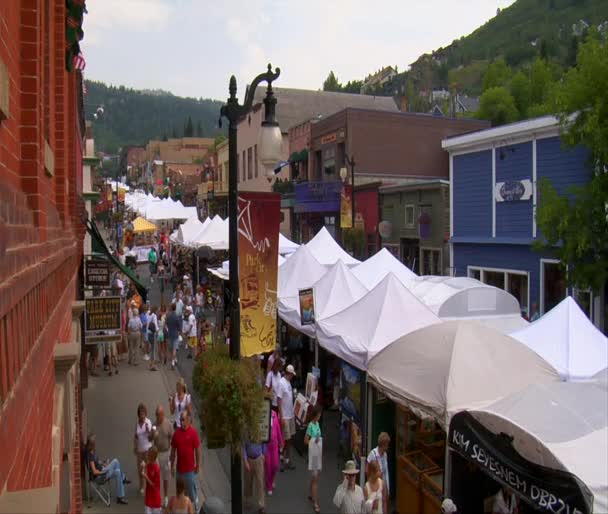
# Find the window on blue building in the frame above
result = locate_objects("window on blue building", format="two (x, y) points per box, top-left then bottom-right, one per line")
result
(468, 267), (530, 317)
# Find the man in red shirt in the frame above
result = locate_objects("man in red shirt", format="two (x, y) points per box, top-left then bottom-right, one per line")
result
(171, 411), (201, 508)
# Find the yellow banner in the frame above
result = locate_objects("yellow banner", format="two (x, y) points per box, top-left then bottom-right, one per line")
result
(340, 184), (353, 228)
(238, 192), (281, 357)
(118, 187), (126, 203)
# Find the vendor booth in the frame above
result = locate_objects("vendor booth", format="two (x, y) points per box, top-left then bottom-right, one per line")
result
(367, 321), (560, 514)
(352, 247), (417, 289)
(305, 226), (360, 267)
(447, 380), (607, 514)
(511, 296), (608, 381)
(279, 232), (299, 255)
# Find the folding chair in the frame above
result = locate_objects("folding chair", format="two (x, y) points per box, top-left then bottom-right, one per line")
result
(88, 471), (111, 508)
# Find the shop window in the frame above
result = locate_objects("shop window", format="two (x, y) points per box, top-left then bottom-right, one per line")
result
(468, 268), (481, 281)
(483, 270), (505, 289)
(420, 248), (441, 275)
(242, 150), (246, 182)
(323, 147), (336, 176)
(507, 272), (529, 317)
(404, 205), (415, 228)
(469, 267), (529, 316)
(247, 147), (253, 180)
(254, 145), (258, 178)
(541, 260), (566, 314)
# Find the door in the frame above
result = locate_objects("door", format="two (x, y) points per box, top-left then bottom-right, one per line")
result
(400, 238), (420, 274)
(541, 260), (566, 314)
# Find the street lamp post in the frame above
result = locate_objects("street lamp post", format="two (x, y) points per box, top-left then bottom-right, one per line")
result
(220, 63), (281, 514)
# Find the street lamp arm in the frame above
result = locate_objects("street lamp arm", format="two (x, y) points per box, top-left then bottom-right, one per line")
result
(220, 64), (281, 124)
(345, 154), (355, 167)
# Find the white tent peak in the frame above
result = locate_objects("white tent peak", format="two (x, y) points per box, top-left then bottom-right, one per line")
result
(279, 233), (299, 255)
(352, 248), (417, 288)
(305, 226), (360, 266)
(278, 244), (327, 298)
(312, 260), (368, 320)
(316, 272), (440, 370)
(511, 296), (608, 381)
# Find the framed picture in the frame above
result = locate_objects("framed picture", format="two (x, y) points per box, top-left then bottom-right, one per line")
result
(299, 288), (315, 325)
(294, 393), (309, 423)
(309, 390), (318, 407)
(305, 372), (317, 400)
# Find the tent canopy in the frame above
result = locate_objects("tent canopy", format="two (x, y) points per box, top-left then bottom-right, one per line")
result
(132, 216), (157, 234)
(510, 296), (608, 381)
(462, 380), (608, 513)
(191, 216), (228, 250)
(278, 244), (327, 298)
(316, 273), (440, 370)
(352, 248), (417, 289)
(278, 260), (368, 336)
(279, 233), (299, 255)
(305, 227), (360, 266)
(177, 217), (207, 245)
(367, 320), (560, 428)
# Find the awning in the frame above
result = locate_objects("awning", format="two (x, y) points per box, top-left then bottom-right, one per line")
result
(132, 216), (157, 233)
(84, 218), (148, 302)
(289, 150), (309, 163)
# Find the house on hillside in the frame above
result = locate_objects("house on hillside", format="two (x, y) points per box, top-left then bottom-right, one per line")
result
(360, 66), (398, 94)
(431, 94), (480, 117)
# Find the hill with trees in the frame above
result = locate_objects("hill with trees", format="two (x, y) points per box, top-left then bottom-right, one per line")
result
(85, 80), (224, 153)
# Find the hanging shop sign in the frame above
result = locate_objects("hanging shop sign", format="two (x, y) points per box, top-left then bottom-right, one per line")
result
(84, 296), (122, 345)
(449, 411), (593, 514)
(85, 257), (110, 287)
(494, 179), (533, 202)
(298, 288), (316, 326)
(340, 184), (353, 229)
(238, 192), (281, 357)
(255, 398), (272, 444)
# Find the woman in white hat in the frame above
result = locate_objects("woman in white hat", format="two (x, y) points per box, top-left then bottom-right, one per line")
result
(333, 460), (364, 514)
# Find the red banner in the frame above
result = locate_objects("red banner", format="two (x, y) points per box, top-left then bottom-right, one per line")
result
(238, 192), (281, 357)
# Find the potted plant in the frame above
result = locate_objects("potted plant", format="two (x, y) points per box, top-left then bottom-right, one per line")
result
(192, 346), (264, 451)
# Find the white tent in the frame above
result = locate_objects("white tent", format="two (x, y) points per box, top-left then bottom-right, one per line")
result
(305, 227), (360, 266)
(278, 244), (327, 298)
(367, 320), (560, 428)
(192, 216), (229, 250)
(510, 296), (608, 381)
(209, 254), (285, 281)
(279, 260), (368, 336)
(177, 217), (209, 246)
(460, 380), (608, 513)
(352, 248), (417, 289)
(279, 233), (299, 255)
(405, 275), (528, 333)
(316, 273), (441, 370)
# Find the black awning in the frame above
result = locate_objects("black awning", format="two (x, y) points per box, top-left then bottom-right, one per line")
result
(449, 411), (593, 514)
(84, 218), (148, 302)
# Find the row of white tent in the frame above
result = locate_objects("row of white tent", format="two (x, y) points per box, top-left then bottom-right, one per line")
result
(276, 227), (608, 512)
(125, 191), (197, 221)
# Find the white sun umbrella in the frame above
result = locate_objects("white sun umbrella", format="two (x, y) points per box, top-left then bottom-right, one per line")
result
(511, 296), (608, 381)
(352, 247), (417, 289)
(305, 226), (360, 266)
(316, 273), (441, 370)
(279, 259), (368, 336)
(367, 320), (560, 428)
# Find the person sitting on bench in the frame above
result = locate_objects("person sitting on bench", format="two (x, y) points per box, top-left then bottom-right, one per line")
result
(86, 433), (130, 505)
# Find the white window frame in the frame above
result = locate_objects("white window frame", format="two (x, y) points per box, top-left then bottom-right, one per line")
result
(468, 265), (530, 316)
(404, 204), (415, 228)
(420, 247), (442, 276)
(539, 258), (565, 315)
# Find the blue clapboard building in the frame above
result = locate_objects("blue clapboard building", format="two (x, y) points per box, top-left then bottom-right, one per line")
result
(442, 116), (603, 328)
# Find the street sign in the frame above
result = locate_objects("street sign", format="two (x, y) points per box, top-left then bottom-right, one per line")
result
(85, 258), (110, 287)
(84, 296), (122, 345)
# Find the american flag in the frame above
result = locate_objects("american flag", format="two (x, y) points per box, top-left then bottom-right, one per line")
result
(73, 52), (86, 71)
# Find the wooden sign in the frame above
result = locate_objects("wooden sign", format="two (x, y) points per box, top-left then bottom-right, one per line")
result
(85, 296), (121, 333)
(85, 258), (110, 287)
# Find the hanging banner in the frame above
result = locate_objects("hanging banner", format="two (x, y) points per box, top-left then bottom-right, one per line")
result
(238, 192), (281, 357)
(449, 411), (593, 514)
(340, 184), (353, 228)
(298, 288), (316, 325)
(106, 187), (113, 202)
(117, 187), (126, 203)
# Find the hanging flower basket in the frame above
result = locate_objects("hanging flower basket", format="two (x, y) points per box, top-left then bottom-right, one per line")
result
(192, 346), (264, 453)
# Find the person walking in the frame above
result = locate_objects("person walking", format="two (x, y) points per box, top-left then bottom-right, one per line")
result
(244, 440), (266, 514)
(127, 308), (142, 366)
(171, 411), (201, 510)
(265, 358), (282, 410)
(364, 460), (386, 514)
(183, 306), (197, 359)
(264, 409), (283, 496)
(304, 405), (323, 514)
(333, 461), (364, 514)
(147, 305), (159, 371)
(134, 403), (153, 495)
(142, 446), (162, 514)
(140, 307), (150, 361)
(367, 432), (391, 513)
(151, 405), (174, 508)
(157, 305), (168, 366)
(148, 247), (158, 283)
(166, 477), (194, 514)
(170, 378), (193, 430)
(277, 364), (296, 472)
(166, 303), (181, 369)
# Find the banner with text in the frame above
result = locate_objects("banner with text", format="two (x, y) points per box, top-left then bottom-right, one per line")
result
(340, 184), (353, 228)
(238, 192), (281, 357)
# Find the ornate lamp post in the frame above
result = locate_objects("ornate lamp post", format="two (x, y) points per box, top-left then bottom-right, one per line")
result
(220, 63), (281, 514)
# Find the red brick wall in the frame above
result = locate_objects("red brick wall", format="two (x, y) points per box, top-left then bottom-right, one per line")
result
(0, 0), (85, 509)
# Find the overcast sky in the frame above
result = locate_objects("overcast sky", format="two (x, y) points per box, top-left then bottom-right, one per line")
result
(82, 0), (516, 101)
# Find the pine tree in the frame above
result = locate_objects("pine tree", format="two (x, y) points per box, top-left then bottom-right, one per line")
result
(171, 126), (177, 138)
(184, 116), (194, 137)
(196, 121), (203, 137)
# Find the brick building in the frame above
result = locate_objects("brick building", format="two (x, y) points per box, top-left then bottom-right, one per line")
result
(0, 1), (86, 512)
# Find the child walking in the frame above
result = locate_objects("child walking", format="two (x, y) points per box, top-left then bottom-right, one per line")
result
(141, 447), (162, 514)
(304, 405), (323, 514)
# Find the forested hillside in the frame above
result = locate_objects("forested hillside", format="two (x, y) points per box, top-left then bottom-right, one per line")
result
(85, 80), (224, 153)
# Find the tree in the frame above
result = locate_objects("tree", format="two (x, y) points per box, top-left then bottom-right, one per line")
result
(171, 126), (177, 138)
(184, 116), (194, 137)
(535, 31), (608, 293)
(196, 120), (203, 137)
(482, 58), (512, 91)
(509, 70), (531, 118)
(323, 71), (342, 92)
(476, 86), (519, 125)
(342, 80), (363, 94)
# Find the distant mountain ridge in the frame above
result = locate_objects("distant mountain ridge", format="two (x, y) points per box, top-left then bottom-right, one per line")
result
(85, 80), (224, 154)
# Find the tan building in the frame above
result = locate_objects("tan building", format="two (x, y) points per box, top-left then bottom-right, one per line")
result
(145, 137), (214, 163)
